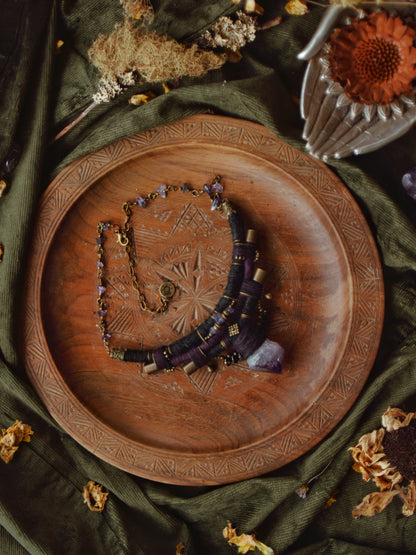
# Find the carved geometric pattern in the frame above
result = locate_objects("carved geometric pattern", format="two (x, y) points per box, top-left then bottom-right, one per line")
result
(22, 115), (384, 485)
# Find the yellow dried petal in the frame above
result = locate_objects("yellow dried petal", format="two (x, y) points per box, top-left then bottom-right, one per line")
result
(82, 481), (108, 512)
(0, 243), (3, 263)
(285, 0), (309, 16)
(162, 82), (171, 93)
(176, 541), (185, 555)
(352, 490), (398, 518)
(223, 523), (274, 554)
(0, 179), (7, 197)
(129, 91), (156, 106)
(0, 420), (33, 463)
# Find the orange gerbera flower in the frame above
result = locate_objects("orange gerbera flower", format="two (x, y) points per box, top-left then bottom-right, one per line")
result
(329, 12), (416, 105)
(350, 407), (416, 518)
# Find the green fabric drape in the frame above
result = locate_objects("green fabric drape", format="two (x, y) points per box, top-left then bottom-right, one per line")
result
(1, 1), (415, 553)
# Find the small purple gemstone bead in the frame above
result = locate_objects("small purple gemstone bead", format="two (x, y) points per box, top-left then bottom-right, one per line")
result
(224, 305), (235, 314)
(212, 312), (224, 325)
(182, 183), (189, 193)
(157, 184), (167, 198)
(211, 182), (223, 194)
(136, 195), (147, 207)
(97, 285), (106, 295)
(203, 184), (212, 195)
(102, 223), (110, 231)
(211, 197), (222, 211)
(96, 260), (104, 268)
(95, 237), (105, 245)
(102, 333), (111, 340)
(209, 327), (218, 335)
(97, 309), (107, 317)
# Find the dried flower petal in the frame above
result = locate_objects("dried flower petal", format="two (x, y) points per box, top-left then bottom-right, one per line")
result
(0, 243), (3, 263)
(129, 91), (156, 105)
(352, 490), (398, 518)
(223, 522), (274, 555)
(82, 481), (109, 512)
(285, 0), (309, 16)
(0, 420), (33, 463)
(176, 542), (185, 555)
(399, 480), (416, 517)
(382, 406), (415, 432)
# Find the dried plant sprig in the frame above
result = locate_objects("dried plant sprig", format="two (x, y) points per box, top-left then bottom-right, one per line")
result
(199, 10), (257, 52)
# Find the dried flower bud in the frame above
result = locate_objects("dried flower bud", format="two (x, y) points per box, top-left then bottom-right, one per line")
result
(0, 420), (33, 463)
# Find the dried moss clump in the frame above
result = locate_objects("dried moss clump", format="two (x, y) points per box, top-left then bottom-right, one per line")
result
(88, 18), (225, 86)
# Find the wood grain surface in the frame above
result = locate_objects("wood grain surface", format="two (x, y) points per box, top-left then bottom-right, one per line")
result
(21, 115), (384, 484)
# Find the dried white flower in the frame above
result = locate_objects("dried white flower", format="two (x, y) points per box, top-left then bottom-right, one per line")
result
(201, 10), (257, 52)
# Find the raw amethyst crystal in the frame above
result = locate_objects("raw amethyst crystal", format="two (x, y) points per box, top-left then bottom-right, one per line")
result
(246, 338), (284, 373)
(136, 195), (147, 207)
(97, 285), (106, 295)
(211, 197), (222, 211)
(203, 184), (212, 195)
(401, 168), (416, 201)
(211, 181), (223, 194)
(181, 183), (189, 193)
(157, 184), (167, 198)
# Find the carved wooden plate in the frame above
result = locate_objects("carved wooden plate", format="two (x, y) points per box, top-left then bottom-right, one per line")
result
(21, 115), (384, 485)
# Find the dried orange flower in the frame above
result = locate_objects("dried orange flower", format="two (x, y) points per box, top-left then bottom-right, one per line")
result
(0, 420), (33, 463)
(349, 407), (416, 518)
(82, 481), (109, 512)
(176, 541), (185, 555)
(329, 11), (416, 105)
(285, 0), (309, 16)
(223, 522), (274, 554)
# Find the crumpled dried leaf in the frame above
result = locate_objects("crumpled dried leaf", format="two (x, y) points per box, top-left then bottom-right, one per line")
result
(285, 0), (309, 16)
(82, 481), (109, 512)
(0, 420), (33, 463)
(129, 91), (156, 105)
(223, 522), (274, 555)
(352, 490), (399, 519)
(382, 406), (415, 432)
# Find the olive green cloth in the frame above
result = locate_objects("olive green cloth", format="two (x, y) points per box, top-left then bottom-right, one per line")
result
(1, 1), (415, 553)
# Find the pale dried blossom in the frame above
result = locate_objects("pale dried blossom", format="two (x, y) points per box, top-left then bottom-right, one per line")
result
(349, 407), (416, 518)
(200, 10), (257, 52)
(0, 420), (33, 463)
(223, 522), (274, 555)
(82, 481), (109, 512)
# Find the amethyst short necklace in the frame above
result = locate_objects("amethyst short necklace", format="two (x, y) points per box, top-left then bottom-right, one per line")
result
(95, 177), (284, 376)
